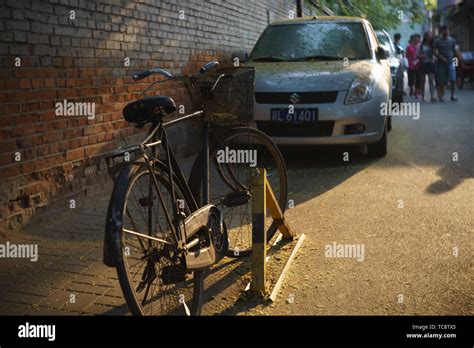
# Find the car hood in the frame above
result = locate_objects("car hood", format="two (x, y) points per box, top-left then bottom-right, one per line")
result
(248, 60), (375, 92)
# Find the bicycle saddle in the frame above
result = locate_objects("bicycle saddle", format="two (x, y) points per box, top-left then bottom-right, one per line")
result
(123, 96), (177, 124)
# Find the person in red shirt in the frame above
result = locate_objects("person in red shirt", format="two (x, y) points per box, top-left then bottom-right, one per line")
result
(406, 34), (422, 98)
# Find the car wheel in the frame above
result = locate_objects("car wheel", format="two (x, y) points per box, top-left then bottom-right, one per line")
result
(368, 124), (387, 158)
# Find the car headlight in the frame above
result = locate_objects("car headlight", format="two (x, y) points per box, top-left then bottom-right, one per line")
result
(345, 76), (374, 104)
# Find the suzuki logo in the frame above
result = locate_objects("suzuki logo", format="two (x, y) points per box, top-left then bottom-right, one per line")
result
(289, 93), (300, 104)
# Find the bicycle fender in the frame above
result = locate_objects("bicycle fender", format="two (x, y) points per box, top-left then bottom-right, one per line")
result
(103, 161), (142, 267)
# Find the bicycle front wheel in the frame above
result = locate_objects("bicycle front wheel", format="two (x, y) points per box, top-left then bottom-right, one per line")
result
(112, 164), (204, 315)
(211, 127), (288, 257)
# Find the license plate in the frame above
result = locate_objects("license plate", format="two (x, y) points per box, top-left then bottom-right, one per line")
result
(270, 108), (318, 123)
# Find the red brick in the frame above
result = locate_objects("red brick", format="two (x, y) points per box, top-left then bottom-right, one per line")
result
(31, 79), (45, 89)
(58, 120), (68, 129)
(66, 148), (84, 161)
(58, 140), (69, 152)
(20, 160), (38, 174)
(19, 79), (32, 89)
(22, 125), (37, 136)
(37, 145), (49, 156)
(0, 164), (20, 179)
(0, 153), (15, 166)
(83, 125), (100, 136)
(17, 135), (42, 149)
(10, 128), (22, 137)
(37, 68), (58, 78)
(14, 69), (36, 79)
(44, 79), (56, 88)
(5, 80), (20, 89)
(20, 103), (41, 113)
(23, 148), (36, 160)
(49, 142), (60, 154)
(0, 140), (17, 153)
(41, 154), (66, 169)
(88, 135), (98, 144)
(15, 114), (39, 125)
(43, 131), (63, 143)
(38, 90), (57, 100)
(7, 104), (21, 114)
(64, 128), (81, 138)
(84, 144), (102, 157)
(39, 111), (56, 122)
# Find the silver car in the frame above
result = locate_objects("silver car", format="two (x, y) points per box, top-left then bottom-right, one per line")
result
(237, 16), (391, 157)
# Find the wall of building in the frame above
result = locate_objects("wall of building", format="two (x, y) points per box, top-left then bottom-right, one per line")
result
(0, 0), (299, 235)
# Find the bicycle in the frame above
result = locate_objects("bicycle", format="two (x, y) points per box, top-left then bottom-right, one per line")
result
(102, 61), (287, 316)
(186, 68), (288, 257)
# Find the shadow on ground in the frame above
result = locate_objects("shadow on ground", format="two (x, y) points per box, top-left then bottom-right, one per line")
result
(281, 145), (377, 206)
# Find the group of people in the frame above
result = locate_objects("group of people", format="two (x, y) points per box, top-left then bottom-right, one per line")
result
(393, 26), (462, 102)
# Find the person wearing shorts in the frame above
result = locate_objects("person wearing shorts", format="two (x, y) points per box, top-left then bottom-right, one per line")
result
(434, 26), (461, 101)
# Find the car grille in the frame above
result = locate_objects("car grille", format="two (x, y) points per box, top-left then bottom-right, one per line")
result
(256, 121), (335, 137)
(255, 92), (338, 104)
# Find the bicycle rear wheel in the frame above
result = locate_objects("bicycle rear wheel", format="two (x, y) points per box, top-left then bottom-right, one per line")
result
(112, 164), (204, 315)
(190, 127), (287, 257)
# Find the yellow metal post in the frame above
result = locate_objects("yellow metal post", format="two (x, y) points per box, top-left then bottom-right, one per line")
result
(250, 168), (267, 296)
(264, 175), (295, 240)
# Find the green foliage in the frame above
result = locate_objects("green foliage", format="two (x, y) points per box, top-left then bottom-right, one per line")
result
(307, 0), (425, 30)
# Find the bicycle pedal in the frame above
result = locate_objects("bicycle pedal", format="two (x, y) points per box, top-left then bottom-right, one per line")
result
(223, 191), (251, 207)
(160, 265), (187, 285)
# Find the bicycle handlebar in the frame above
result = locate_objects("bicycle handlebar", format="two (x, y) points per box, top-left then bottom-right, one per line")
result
(199, 61), (219, 74)
(132, 70), (151, 81)
(132, 61), (219, 81)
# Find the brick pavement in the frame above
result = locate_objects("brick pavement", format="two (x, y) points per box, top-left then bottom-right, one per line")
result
(0, 188), (130, 315)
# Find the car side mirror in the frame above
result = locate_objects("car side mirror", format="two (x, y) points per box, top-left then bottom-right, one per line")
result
(231, 51), (249, 65)
(376, 47), (389, 60)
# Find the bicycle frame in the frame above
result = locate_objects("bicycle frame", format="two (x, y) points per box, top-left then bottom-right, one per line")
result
(104, 110), (213, 262)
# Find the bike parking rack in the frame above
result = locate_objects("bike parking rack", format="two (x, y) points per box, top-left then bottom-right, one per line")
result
(249, 168), (306, 301)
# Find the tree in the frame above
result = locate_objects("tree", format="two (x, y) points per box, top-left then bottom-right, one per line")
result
(306, 0), (426, 30)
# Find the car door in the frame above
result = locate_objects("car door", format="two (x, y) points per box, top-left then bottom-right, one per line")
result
(365, 22), (391, 99)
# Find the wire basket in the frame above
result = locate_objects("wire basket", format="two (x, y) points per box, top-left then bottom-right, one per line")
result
(188, 67), (255, 126)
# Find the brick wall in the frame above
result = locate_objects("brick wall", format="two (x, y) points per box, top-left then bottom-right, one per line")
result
(0, 0), (301, 235)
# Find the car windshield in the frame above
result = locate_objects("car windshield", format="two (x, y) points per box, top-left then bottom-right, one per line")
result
(250, 22), (371, 62)
(376, 33), (395, 57)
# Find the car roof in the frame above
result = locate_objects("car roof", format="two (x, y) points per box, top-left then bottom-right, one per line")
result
(271, 15), (365, 26)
